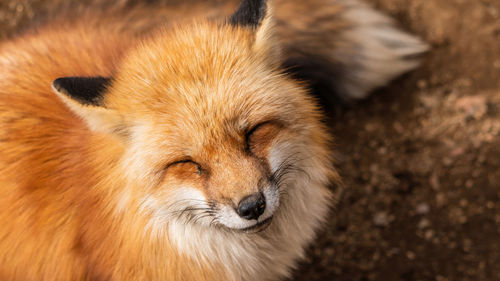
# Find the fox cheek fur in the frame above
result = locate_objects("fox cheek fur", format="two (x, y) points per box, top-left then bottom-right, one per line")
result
(0, 0), (426, 280)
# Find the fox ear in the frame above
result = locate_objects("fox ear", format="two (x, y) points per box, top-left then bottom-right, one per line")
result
(53, 77), (110, 106)
(230, 0), (280, 63)
(230, 0), (268, 28)
(52, 77), (123, 134)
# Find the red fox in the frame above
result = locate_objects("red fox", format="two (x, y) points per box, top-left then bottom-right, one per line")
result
(0, 0), (426, 280)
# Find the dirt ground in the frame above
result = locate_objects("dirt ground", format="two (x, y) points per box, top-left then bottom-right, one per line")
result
(0, 0), (498, 281)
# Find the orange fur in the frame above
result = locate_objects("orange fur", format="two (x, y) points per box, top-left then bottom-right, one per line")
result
(0, 5), (334, 281)
(0, 0), (425, 280)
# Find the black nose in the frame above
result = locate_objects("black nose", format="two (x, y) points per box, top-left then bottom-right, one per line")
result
(236, 193), (266, 220)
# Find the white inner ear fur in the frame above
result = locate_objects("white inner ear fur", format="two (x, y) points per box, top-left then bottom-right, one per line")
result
(253, 4), (282, 67)
(52, 84), (123, 133)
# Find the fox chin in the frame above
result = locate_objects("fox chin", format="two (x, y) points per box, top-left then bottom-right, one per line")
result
(0, 0), (425, 280)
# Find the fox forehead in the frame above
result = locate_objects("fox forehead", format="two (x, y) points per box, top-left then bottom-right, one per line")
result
(108, 22), (273, 109)
(104, 23), (306, 145)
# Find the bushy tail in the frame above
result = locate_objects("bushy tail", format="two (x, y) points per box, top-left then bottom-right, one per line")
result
(335, 0), (428, 99)
(277, 0), (428, 102)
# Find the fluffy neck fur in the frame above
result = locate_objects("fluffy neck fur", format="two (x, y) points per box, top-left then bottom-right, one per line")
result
(104, 159), (334, 281)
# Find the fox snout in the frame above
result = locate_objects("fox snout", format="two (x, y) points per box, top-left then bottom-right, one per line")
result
(216, 186), (279, 232)
(205, 152), (280, 232)
(236, 192), (266, 220)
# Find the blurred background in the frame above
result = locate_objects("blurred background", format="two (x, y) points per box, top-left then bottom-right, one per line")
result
(1, 0), (498, 280)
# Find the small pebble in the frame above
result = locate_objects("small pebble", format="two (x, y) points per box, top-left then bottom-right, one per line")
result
(373, 212), (389, 226)
(424, 229), (435, 240)
(418, 218), (431, 229)
(406, 251), (416, 260)
(416, 203), (431, 214)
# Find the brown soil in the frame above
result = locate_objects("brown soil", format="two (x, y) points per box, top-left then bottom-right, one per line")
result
(1, 1), (498, 281)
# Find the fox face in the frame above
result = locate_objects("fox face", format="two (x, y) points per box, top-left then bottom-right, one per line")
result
(0, 0), (429, 278)
(51, 0), (333, 238)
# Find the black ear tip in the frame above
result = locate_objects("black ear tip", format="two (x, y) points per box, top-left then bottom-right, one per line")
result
(52, 76), (111, 106)
(230, 0), (268, 28)
(53, 77), (68, 92)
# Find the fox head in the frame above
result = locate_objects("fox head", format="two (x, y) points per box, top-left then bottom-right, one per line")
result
(52, 0), (334, 234)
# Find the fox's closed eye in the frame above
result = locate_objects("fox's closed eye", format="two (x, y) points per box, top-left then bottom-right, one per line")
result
(167, 159), (202, 175)
(246, 121), (282, 157)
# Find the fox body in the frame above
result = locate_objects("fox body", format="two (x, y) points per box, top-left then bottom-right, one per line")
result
(0, 0), (425, 280)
